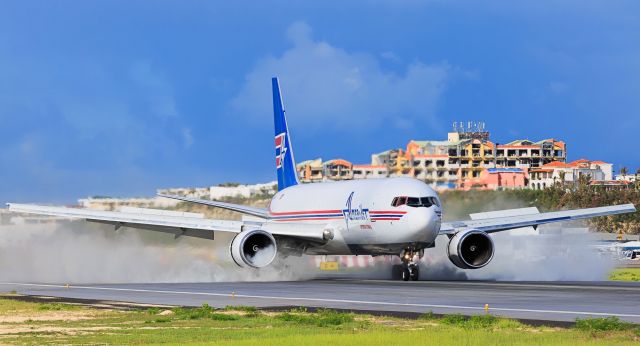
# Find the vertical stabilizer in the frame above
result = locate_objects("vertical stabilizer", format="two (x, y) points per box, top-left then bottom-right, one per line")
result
(272, 77), (299, 191)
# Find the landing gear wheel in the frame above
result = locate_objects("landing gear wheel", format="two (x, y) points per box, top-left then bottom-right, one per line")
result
(401, 267), (410, 281)
(409, 264), (419, 281)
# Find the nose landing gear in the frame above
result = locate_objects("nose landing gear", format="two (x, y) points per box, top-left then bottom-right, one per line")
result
(395, 249), (422, 281)
(401, 263), (419, 281)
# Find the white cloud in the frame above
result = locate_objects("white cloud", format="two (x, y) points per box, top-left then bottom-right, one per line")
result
(181, 127), (194, 148)
(231, 21), (452, 132)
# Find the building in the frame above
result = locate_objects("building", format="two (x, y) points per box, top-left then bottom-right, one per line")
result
(479, 168), (528, 190)
(79, 182), (278, 210)
(323, 159), (353, 180)
(496, 139), (566, 168)
(297, 158), (324, 183)
(292, 122), (622, 192)
(352, 164), (388, 179)
(589, 180), (634, 190)
(615, 174), (637, 182)
(371, 149), (412, 177)
(528, 159), (613, 189)
(78, 197), (180, 211)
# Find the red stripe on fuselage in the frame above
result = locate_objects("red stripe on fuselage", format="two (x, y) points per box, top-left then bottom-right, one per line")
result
(274, 217), (343, 222)
(270, 210), (406, 216)
(369, 210), (407, 214)
(269, 209), (341, 216)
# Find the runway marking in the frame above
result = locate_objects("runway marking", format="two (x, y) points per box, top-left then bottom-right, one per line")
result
(331, 279), (640, 292)
(3, 282), (640, 319)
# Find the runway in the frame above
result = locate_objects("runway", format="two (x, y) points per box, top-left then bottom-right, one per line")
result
(2, 280), (640, 323)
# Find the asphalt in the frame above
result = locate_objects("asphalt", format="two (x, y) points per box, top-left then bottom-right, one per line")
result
(2, 280), (640, 323)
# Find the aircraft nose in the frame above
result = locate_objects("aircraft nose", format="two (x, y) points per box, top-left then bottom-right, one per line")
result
(408, 208), (439, 242)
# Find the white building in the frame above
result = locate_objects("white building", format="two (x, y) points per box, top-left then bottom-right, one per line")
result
(528, 159), (613, 189)
(208, 182), (277, 200)
(615, 174), (637, 182)
(79, 182), (278, 211)
(352, 164), (388, 179)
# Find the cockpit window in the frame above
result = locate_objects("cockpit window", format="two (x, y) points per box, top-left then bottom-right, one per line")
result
(391, 196), (407, 207)
(406, 197), (421, 207)
(391, 196), (439, 208)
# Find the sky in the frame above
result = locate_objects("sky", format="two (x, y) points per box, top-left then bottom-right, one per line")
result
(1, 1), (639, 203)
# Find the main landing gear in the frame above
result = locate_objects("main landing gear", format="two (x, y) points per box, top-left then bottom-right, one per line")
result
(393, 249), (423, 281)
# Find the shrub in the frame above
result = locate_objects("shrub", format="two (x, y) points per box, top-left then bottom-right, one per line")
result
(575, 317), (635, 332)
(210, 313), (239, 321)
(224, 305), (258, 313)
(440, 314), (467, 327)
(277, 309), (354, 327)
(147, 307), (161, 315)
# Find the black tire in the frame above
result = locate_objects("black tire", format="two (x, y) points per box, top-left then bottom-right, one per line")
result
(401, 267), (410, 281)
(409, 265), (419, 281)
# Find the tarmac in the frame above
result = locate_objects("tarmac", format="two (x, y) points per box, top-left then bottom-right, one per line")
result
(2, 279), (640, 323)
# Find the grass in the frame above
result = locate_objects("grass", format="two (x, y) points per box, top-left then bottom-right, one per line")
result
(609, 268), (640, 281)
(0, 296), (639, 345)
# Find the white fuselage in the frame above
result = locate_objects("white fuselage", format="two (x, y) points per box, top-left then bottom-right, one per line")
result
(268, 177), (442, 256)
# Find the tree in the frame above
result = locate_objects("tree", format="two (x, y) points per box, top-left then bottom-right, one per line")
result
(558, 170), (566, 187)
(620, 166), (628, 176)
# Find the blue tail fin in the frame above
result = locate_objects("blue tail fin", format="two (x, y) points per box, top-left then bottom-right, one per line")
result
(272, 77), (299, 191)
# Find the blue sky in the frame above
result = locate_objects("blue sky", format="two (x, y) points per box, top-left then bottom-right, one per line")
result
(1, 1), (639, 203)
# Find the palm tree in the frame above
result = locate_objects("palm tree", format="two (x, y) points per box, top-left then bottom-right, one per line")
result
(620, 166), (628, 177)
(558, 170), (566, 187)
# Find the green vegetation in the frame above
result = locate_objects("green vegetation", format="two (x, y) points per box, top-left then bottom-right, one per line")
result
(575, 316), (637, 332)
(277, 308), (354, 327)
(1, 296), (639, 345)
(37, 302), (80, 311)
(609, 268), (640, 281)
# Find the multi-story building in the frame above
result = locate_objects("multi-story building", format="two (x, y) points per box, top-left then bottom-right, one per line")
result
(294, 122), (617, 191)
(323, 159), (354, 181)
(297, 158), (324, 183)
(297, 158), (354, 182)
(496, 139), (566, 169)
(352, 164), (388, 179)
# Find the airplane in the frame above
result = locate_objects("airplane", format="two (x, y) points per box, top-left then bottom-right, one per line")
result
(6, 77), (637, 281)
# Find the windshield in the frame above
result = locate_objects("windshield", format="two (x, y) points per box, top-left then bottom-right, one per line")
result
(391, 196), (439, 208)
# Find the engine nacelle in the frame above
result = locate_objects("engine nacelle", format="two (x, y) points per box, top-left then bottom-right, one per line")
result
(230, 229), (277, 268)
(447, 229), (494, 269)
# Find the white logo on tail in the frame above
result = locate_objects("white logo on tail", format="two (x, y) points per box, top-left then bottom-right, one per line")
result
(275, 132), (287, 169)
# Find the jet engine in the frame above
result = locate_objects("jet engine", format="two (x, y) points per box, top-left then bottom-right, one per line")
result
(230, 229), (277, 268)
(447, 229), (494, 269)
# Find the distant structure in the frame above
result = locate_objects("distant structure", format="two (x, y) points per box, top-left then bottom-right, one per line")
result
(453, 121), (490, 141)
(528, 159), (613, 190)
(298, 121), (576, 190)
(79, 182), (277, 211)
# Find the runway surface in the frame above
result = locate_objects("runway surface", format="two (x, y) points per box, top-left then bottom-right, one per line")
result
(2, 280), (640, 323)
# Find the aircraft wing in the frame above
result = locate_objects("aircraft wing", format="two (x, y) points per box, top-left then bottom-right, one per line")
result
(6, 203), (326, 242)
(439, 203), (636, 235)
(157, 194), (270, 219)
